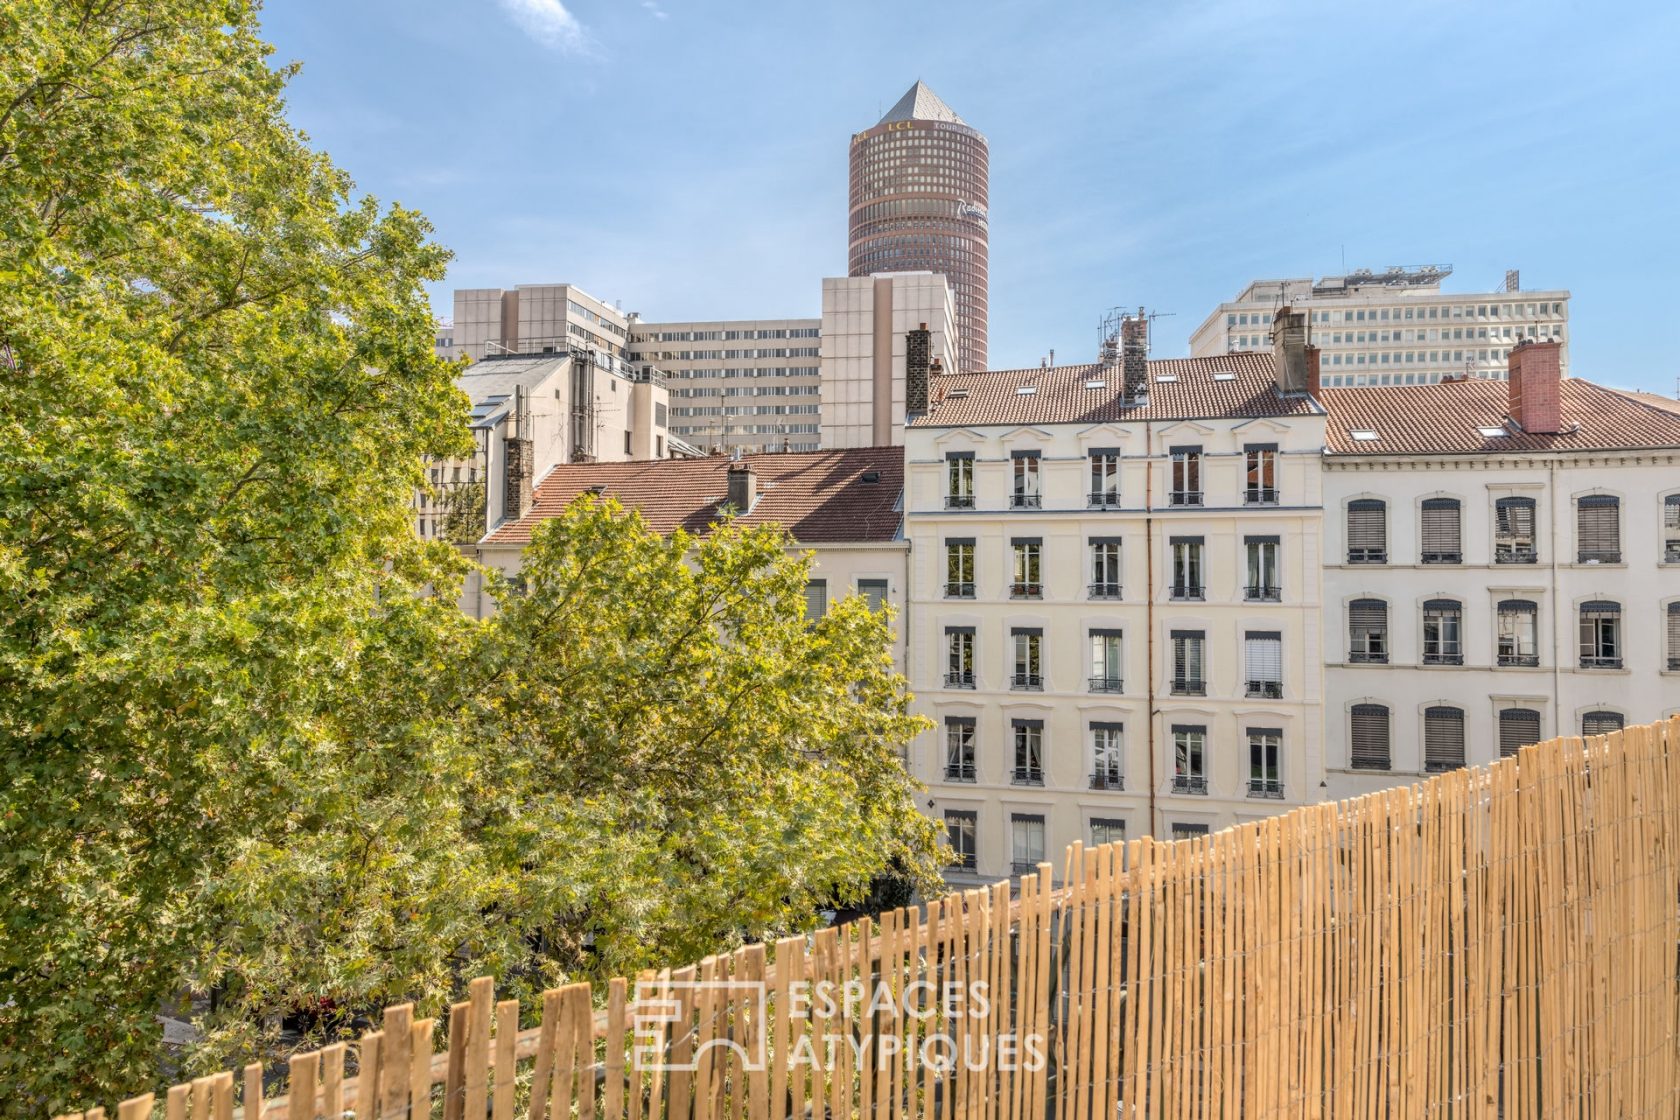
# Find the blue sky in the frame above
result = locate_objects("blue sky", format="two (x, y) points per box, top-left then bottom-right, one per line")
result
(262, 0), (1679, 391)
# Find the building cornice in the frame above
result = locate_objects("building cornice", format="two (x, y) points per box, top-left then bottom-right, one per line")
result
(1324, 448), (1680, 471)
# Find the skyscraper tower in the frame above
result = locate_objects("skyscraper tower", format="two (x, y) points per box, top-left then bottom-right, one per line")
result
(849, 81), (989, 372)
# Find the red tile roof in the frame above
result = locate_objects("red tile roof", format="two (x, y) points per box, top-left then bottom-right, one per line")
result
(1320, 378), (1680, 455)
(908, 352), (1321, 428)
(485, 447), (904, 546)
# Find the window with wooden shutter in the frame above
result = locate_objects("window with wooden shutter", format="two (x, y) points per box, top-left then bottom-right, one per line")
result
(1669, 602), (1680, 671)
(1576, 495), (1621, 563)
(1578, 600), (1622, 669)
(1666, 496), (1680, 563)
(1347, 499), (1387, 563)
(1350, 704), (1391, 769)
(1348, 599), (1388, 663)
(1420, 498), (1462, 563)
(1495, 497), (1538, 563)
(1582, 711), (1624, 738)
(1499, 709), (1541, 758)
(1424, 706), (1466, 772)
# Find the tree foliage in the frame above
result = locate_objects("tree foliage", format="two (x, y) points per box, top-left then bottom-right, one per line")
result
(0, 4), (940, 1113)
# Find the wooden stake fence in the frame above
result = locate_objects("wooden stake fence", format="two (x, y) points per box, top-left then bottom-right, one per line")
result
(62, 717), (1680, 1120)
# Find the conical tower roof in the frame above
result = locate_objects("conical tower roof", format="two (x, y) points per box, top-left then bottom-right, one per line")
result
(877, 81), (967, 126)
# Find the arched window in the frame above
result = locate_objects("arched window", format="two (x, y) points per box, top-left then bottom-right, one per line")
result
(1347, 500), (1387, 563)
(1422, 599), (1463, 666)
(1578, 601), (1622, 669)
(1494, 497), (1538, 563)
(1576, 495), (1621, 564)
(1582, 711), (1624, 738)
(1499, 709), (1542, 758)
(1349, 599), (1389, 663)
(1420, 498), (1463, 564)
(1424, 706), (1466, 772)
(1350, 704), (1391, 770)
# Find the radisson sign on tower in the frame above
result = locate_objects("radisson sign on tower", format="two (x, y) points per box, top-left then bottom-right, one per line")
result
(848, 81), (989, 372)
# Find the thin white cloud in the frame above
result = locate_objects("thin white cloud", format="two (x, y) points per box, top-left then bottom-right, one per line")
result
(641, 1), (669, 19)
(498, 0), (590, 52)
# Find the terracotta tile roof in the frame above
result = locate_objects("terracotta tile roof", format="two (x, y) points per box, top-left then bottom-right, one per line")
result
(485, 447), (904, 546)
(1320, 378), (1680, 455)
(908, 352), (1320, 428)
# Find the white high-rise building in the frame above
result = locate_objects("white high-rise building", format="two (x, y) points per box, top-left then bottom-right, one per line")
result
(1188, 267), (1569, 388)
(449, 283), (634, 369)
(819, 272), (957, 449)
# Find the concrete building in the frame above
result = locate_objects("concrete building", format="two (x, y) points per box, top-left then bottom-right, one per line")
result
(1320, 339), (1680, 799)
(413, 351), (671, 543)
(626, 317), (822, 455)
(449, 283), (636, 371)
(1189, 267), (1569, 388)
(902, 315), (1328, 881)
(461, 448), (910, 671)
(849, 82), (988, 372)
(434, 320), (455, 360)
(820, 273), (958, 450)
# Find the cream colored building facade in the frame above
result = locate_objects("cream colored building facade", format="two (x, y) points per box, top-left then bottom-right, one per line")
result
(820, 273), (957, 450)
(902, 346), (1326, 883)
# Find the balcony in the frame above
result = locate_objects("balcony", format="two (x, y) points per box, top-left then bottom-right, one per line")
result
(1089, 771), (1126, 791)
(944, 494), (975, 510)
(944, 763), (977, 783)
(944, 581), (975, 599)
(1244, 584), (1282, 602)
(944, 670), (976, 689)
(948, 853), (977, 871)
(1421, 551), (1463, 565)
(1349, 648), (1388, 665)
(1170, 583), (1205, 602)
(1577, 549), (1621, 565)
(1088, 676), (1123, 694)
(1010, 581), (1043, 599)
(1579, 655), (1623, 670)
(1245, 680), (1283, 699)
(1171, 678), (1206, 697)
(1350, 755), (1392, 771)
(1169, 491), (1203, 508)
(1498, 653), (1540, 667)
(1010, 768), (1044, 787)
(1667, 544), (1680, 564)
(1495, 546), (1538, 564)
(1669, 657), (1680, 671)
(1088, 581), (1122, 600)
(1247, 778), (1285, 799)
(1347, 549), (1387, 564)
(1011, 493), (1041, 510)
(1088, 491), (1121, 509)
(1010, 673), (1043, 692)
(1423, 652), (1464, 666)
(1011, 859), (1043, 875)
(1171, 775), (1209, 796)
(1244, 487), (1278, 505)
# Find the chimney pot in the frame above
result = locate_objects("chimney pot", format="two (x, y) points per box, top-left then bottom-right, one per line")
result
(1271, 306), (1311, 394)
(1507, 339), (1563, 434)
(726, 463), (757, 513)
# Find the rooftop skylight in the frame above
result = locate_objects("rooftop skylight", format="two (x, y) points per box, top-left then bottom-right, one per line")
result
(1084, 379), (1107, 390)
(1016, 385), (1037, 396)
(1477, 425), (1509, 437)
(1213, 372), (1236, 382)
(1351, 429), (1380, 441)
(1155, 374), (1179, 384)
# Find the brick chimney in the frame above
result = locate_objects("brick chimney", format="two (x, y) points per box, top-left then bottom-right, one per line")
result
(726, 463), (757, 513)
(1271, 306), (1310, 394)
(906, 323), (931, 416)
(1306, 345), (1321, 397)
(1120, 313), (1149, 401)
(1507, 339), (1563, 434)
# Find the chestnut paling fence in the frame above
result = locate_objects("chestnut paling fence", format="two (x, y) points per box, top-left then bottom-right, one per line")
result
(62, 717), (1680, 1120)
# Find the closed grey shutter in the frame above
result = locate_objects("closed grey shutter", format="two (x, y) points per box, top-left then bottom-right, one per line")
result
(1577, 495), (1621, 562)
(1499, 709), (1541, 758)
(1420, 498), (1462, 562)
(1666, 496), (1680, 562)
(1350, 704), (1390, 769)
(1347, 499), (1387, 562)
(1349, 599), (1387, 661)
(1582, 711), (1624, 737)
(1424, 707), (1466, 772)
(1669, 603), (1680, 670)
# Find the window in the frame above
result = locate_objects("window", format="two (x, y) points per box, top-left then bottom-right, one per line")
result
(1244, 536), (1280, 601)
(1494, 497), (1538, 563)
(1090, 818), (1126, 847)
(1089, 448), (1120, 507)
(1169, 447), (1202, 506)
(1011, 720), (1045, 786)
(1090, 722), (1124, 790)
(1496, 600), (1539, 667)
(1244, 444), (1278, 504)
(1011, 813), (1046, 873)
(858, 579), (889, 613)
(1420, 498), (1463, 564)
(1089, 538), (1122, 599)
(1669, 602), (1680, 671)
(934, 719), (974, 786)
(944, 627), (975, 688)
(1578, 601), (1622, 669)
(1347, 499), (1388, 563)
(804, 580), (827, 620)
(1348, 599), (1388, 663)
(1582, 711), (1624, 738)
(1421, 599), (1463, 665)
(1665, 496), (1680, 562)
(1171, 822), (1210, 841)
(1576, 495), (1621, 563)
(1011, 452), (1041, 508)
(945, 452), (974, 509)
(1172, 726), (1208, 794)
(1089, 630), (1122, 693)
(1011, 628), (1043, 690)
(945, 810), (977, 870)
(1248, 728), (1283, 798)
(1499, 709), (1542, 758)
(1011, 538), (1042, 598)
(945, 539), (975, 598)
(1350, 704), (1391, 769)
(1171, 630), (1206, 695)
(1170, 537), (1204, 600)
(1424, 707), (1466, 772)
(1244, 631), (1283, 698)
